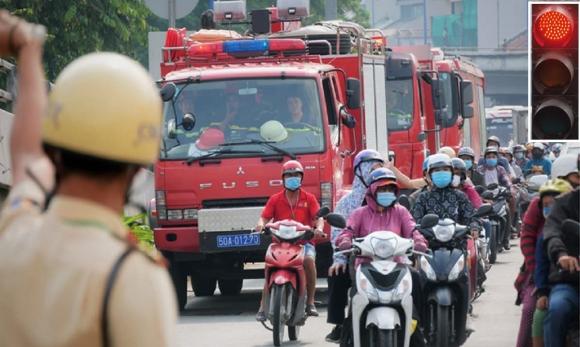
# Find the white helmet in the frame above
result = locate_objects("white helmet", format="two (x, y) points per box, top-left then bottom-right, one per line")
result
(527, 174), (549, 192)
(551, 154), (579, 179)
(260, 120), (288, 142)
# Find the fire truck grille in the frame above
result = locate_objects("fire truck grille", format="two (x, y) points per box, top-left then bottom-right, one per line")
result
(202, 198), (269, 209)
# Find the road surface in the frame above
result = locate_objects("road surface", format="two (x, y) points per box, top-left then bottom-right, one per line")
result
(176, 239), (523, 347)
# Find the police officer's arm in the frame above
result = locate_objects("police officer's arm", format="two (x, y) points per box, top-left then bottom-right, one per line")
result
(2, 14), (48, 186)
(109, 255), (177, 347)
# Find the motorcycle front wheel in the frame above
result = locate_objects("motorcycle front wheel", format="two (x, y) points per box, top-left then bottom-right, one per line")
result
(435, 305), (451, 347)
(369, 326), (397, 347)
(489, 227), (498, 264)
(270, 284), (286, 346)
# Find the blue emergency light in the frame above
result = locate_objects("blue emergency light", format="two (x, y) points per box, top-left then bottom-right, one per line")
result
(223, 39), (269, 54)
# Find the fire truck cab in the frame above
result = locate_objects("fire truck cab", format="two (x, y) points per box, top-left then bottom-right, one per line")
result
(151, 1), (389, 309)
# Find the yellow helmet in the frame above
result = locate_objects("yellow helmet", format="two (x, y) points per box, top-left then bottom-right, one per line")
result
(438, 146), (456, 158)
(539, 178), (573, 198)
(43, 52), (162, 165)
(260, 120), (288, 142)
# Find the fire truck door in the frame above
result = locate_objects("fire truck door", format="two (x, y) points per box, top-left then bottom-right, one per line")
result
(362, 58), (389, 156)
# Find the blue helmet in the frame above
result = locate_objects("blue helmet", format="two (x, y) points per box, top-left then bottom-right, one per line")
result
(354, 149), (384, 172)
(369, 167), (397, 185)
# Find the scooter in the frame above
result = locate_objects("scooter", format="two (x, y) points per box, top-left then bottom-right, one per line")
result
(336, 215), (438, 347)
(259, 209), (345, 346)
(418, 205), (490, 347)
(481, 184), (510, 264)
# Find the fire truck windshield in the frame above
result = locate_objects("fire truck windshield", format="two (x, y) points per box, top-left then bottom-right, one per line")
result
(386, 78), (414, 131)
(160, 78), (325, 160)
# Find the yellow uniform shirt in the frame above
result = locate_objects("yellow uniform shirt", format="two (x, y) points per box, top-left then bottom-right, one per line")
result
(0, 173), (176, 347)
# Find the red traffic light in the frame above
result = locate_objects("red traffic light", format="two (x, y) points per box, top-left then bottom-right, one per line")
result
(534, 7), (574, 47)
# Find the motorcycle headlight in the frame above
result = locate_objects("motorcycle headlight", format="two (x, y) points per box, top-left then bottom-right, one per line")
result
(448, 255), (465, 281)
(433, 224), (454, 242)
(370, 237), (396, 259)
(420, 256), (436, 281)
(357, 273), (379, 302)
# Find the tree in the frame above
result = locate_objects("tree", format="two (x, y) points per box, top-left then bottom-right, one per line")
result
(1, 0), (150, 80)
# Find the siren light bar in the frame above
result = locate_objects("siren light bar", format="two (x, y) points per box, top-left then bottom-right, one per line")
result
(185, 38), (307, 58)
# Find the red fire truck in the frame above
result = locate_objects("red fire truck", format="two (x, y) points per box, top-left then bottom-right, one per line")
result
(392, 46), (486, 171)
(150, 2), (389, 308)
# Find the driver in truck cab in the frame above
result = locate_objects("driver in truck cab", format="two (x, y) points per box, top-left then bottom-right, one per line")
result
(255, 160), (326, 321)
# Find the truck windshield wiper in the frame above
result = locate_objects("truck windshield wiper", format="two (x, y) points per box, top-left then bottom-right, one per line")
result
(219, 139), (296, 159)
(186, 148), (264, 165)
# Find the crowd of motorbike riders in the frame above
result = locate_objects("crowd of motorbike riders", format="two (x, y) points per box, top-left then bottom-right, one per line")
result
(256, 136), (579, 347)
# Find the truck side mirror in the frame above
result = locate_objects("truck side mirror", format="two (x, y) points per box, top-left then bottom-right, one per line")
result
(431, 79), (445, 111)
(346, 78), (361, 109)
(182, 113), (196, 131)
(167, 119), (177, 139)
(160, 83), (177, 102)
(417, 132), (426, 142)
(460, 80), (474, 119)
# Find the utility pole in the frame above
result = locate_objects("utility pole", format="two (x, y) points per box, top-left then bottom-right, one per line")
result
(169, 0), (176, 28)
(325, 0), (337, 20)
(423, 0), (428, 44)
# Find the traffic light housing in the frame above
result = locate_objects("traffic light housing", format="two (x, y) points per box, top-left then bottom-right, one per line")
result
(530, 3), (578, 140)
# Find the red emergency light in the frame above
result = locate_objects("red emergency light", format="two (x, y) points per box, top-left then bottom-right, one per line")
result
(533, 7), (574, 47)
(184, 38), (307, 59)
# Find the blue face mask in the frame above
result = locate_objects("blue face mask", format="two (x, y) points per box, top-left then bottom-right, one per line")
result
(486, 158), (498, 167)
(543, 207), (552, 218)
(376, 192), (397, 207)
(284, 177), (301, 191)
(464, 159), (473, 170)
(431, 171), (452, 188)
(515, 152), (524, 160)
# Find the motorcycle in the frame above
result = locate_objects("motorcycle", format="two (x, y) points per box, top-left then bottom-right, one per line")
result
(480, 183), (510, 264)
(259, 208), (345, 346)
(418, 205), (491, 347)
(335, 215), (438, 347)
(518, 174), (549, 218)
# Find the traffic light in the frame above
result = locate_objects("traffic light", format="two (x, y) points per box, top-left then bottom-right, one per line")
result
(530, 3), (578, 140)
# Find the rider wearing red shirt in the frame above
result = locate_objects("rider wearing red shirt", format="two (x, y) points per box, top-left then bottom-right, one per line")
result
(255, 160), (325, 321)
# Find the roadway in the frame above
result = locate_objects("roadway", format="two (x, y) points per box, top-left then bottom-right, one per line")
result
(176, 239), (523, 347)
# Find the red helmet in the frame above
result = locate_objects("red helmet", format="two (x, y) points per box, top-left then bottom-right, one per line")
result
(196, 128), (225, 150)
(282, 160), (304, 176)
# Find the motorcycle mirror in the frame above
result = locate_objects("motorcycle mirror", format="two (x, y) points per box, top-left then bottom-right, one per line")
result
(316, 206), (331, 218)
(420, 214), (439, 229)
(487, 183), (499, 190)
(398, 195), (411, 211)
(326, 213), (346, 229)
(160, 82), (177, 102)
(474, 203), (493, 217)
(481, 191), (494, 200)
(474, 185), (486, 194)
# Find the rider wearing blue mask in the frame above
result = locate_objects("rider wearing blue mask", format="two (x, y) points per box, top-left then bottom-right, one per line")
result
(523, 143), (552, 177)
(255, 160), (325, 321)
(458, 147), (485, 187)
(412, 154), (477, 228)
(477, 146), (512, 189)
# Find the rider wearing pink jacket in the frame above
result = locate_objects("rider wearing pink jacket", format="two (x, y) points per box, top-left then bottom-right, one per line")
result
(335, 168), (428, 263)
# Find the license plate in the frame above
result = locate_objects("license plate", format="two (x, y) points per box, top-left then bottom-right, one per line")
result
(216, 234), (260, 248)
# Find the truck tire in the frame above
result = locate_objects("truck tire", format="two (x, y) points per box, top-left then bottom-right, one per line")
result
(191, 273), (217, 297)
(168, 259), (188, 311)
(218, 278), (243, 296)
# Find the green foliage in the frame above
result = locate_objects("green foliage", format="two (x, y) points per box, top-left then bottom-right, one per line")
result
(1, 0), (151, 80)
(123, 213), (155, 250)
(1, 0), (369, 79)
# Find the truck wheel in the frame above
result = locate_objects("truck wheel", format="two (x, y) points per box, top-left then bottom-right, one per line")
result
(191, 273), (217, 297)
(218, 278), (243, 296)
(168, 260), (188, 311)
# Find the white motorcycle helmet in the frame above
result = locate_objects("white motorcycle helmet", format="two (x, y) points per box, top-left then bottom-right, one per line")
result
(551, 154), (579, 179)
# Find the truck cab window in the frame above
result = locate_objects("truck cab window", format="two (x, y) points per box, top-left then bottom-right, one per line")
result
(161, 78), (325, 160)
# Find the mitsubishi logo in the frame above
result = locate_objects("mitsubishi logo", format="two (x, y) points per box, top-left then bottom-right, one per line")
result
(236, 166), (245, 175)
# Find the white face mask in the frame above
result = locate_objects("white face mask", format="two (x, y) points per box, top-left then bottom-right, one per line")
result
(451, 174), (461, 187)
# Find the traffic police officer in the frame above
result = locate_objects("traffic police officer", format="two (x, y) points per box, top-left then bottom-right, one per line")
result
(0, 12), (176, 347)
